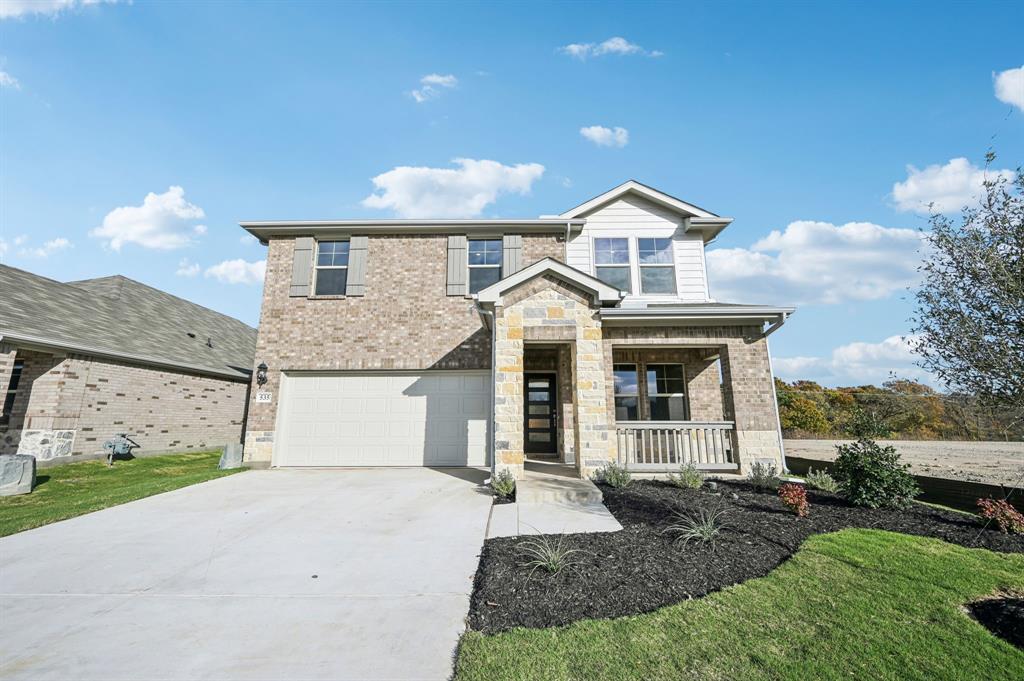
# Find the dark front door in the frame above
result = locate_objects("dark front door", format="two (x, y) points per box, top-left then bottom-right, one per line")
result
(524, 373), (557, 454)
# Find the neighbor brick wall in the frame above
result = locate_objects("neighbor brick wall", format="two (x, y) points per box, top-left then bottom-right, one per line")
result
(244, 233), (565, 461)
(0, 347), (247, 458)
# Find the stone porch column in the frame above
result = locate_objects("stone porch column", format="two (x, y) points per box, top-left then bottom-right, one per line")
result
(720, 336), (785, 472)
(492, 303), (525, 479)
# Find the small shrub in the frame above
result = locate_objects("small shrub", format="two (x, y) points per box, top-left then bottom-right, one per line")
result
(490, 470), (516, 500)
(747, 461), (779, 491)
(778, 483), (810, 517)
(832, 439), (920, 509)
(667, 462), (704, 490)
(977, 498), (1024, 534)
(594, 462), (632, 488)
(516, 534), (586, 577)
(664, 505), (726, 548)
(805, 468), (840, 493)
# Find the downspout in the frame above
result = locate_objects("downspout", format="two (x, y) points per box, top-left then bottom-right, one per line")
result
(765, 331), (788, 474)
(478, 307), (497, 482)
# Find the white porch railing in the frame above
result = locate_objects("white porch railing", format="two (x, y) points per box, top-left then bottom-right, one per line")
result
(615, 421), (737, 471)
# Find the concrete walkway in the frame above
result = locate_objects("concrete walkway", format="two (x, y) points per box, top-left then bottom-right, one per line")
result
(0, 468), (493, 681)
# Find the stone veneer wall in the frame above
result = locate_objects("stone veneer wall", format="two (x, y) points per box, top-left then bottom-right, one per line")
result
(492, 275), (615, 479)
(0, 347), (248, 460)
(244, 233), (564, 463)
(602, 326), (784, 471)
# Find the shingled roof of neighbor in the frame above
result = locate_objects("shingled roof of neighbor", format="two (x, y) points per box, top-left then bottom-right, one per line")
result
(0, 265), (256, 380)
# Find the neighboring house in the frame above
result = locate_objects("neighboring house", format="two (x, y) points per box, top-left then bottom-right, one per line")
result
(0, 266), (257, 461)
(242, 181), (794, 479)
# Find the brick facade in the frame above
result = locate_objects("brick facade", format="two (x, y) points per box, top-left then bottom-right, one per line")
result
(0, 346), (248, 460)
(244, 233), (564, 462)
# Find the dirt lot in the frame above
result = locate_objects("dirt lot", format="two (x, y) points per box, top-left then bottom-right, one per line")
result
(784, 439), (1024, 487)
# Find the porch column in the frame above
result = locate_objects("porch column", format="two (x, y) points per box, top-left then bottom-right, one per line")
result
(572, 313), (616, 479)
(720, 335), (785, 472)
(492, 303), (526, 479)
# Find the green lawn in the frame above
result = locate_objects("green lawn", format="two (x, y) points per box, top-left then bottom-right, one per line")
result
(0, 450), (244, 537)
(456, 529), (1024, 681)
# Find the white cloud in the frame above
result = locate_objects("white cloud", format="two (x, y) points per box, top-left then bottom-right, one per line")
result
(774, 335), (937, 387)
(0, 70), (20, 89)
(410, 73), (457, 103)
(580, 125), (629, 148)
(13, 235), (28, 246)
(994, 65), (1024, 111)
(706, 220), (923, 305)
(0, 0), (121, 19)
(90, 186), (206, 251)
(362, 158), (545, 218)
(891, 157), (1016, 215)
(175, 258), (200, 278)
(19, 237), (72, 258)
(559, 36), (663, 60)
(204, 259), (266, 285)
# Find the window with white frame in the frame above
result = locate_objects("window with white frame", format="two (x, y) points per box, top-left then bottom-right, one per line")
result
(1, 360), (24, 427)
(645, 364), (687, 420)
(468, 238), (502, 294)
(314, 240), (349, 296)
(594, 238), (632, 293)
(637, 237), (676, 295)
(613, 363), (639, 421)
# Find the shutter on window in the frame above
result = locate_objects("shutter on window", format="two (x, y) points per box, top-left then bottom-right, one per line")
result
(446, 235), (467, 296)
(502, 234), (523, 277)
(346, 236), (368, 296)
(289, 237), (314, 297)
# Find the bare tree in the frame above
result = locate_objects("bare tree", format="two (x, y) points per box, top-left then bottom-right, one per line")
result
(910, 154), (1024, 427)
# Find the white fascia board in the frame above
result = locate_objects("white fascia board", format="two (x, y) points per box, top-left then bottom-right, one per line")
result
(240, 219), (586, 242)
(683, 216), (734, 242)
(558, 180), (719, 220)
(599, 307), (795, 326)
(475, 258), (624, 304)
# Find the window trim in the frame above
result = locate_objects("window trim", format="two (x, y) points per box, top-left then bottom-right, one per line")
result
(466, 237), (503, 296)
(313, 239), (350, 297)
(636, 237), (677, 296)
(644, 362), (689, 421)
(1, 360), (25, 427)
(592, 237), (633, 294)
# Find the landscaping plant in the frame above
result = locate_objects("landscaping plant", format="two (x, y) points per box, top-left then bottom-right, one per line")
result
(977, 498), (1024, 534)
(832, 439), (920, 509)
(805, 468), (840, 493)
(594, 462), (631, 488)
(490, 470), (516, 500)
(667, 462), (704, 490)
(747, 461), (779, 491)
(665, 505), (726, 548)
(516, 534), (586, 578)
(778, 483), (810, 517)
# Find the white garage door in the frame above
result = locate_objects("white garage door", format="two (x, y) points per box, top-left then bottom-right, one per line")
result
(274, 371), (490, 467)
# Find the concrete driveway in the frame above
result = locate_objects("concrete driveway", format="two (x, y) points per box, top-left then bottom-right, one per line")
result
(0, 468), (493, 681)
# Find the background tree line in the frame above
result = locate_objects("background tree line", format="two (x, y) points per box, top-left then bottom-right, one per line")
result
(774, 378), (1024, 441)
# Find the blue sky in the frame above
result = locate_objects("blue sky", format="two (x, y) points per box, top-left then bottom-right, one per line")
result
(1, 0), (1022, 388)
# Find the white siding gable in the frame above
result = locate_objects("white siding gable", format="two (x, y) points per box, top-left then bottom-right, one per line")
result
(566, 194), (709, 303)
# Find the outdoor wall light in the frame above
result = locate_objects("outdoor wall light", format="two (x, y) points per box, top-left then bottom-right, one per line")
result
(256, 362), (269, 387)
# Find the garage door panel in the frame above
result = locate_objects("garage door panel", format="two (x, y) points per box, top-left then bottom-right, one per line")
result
(276, 371), (489, 467)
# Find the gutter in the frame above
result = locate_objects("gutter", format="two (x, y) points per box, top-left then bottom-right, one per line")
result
(0, 331), (251, 382)
(477, 308), (497, 479)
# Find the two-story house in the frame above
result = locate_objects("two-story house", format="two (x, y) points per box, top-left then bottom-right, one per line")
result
(241, 181), (794, 480)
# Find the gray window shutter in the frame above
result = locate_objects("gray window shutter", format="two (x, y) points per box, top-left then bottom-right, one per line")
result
(289, 237), (314, 297)
(446, 235), (467, 296)
(346, 236), (368, 296)
(502, 234), (523, 277)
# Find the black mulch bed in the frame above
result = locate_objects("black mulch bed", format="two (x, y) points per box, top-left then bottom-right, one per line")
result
(966, 595), (1024, 650)
(468, 480), (1024, 634)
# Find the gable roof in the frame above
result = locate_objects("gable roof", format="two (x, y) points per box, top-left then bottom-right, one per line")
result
(558, 180), (720, 219)
(0, 266), (256, 380)
(474, 258), (624, 305)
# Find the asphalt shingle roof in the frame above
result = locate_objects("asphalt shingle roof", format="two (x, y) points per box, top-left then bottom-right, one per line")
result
(0, 265), (256, 380)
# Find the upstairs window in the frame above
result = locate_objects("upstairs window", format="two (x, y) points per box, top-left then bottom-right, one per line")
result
(314, 240), (349, 296)
(613, 363), (639, 421)
(1, 360), (24, 427)
(646, 364), (687, 420)
(468, 239), (502, 294)
(594, 238), (632, 293)
(637, 238), (676, 295)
